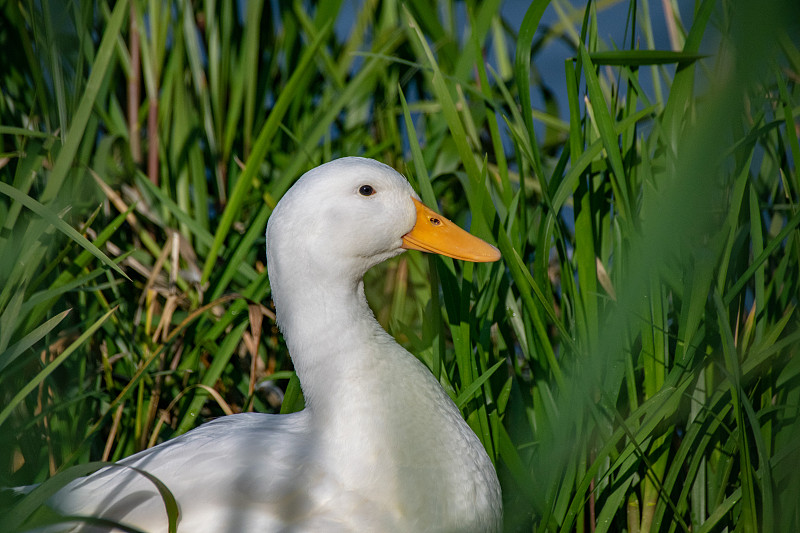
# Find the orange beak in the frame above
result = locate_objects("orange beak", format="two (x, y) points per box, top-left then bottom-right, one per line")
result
(401, 198), (501, 262)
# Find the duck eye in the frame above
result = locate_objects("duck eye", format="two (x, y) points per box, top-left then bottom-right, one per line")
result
(358, 185), (375, 196)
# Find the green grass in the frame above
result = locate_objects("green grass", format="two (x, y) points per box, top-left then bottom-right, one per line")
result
(1, 0), (799, 531)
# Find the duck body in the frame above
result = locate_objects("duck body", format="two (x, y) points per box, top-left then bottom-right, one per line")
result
(47, 158), (502, 532)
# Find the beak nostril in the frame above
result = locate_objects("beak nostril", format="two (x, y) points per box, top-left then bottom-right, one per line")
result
(403, 196), (500, 262)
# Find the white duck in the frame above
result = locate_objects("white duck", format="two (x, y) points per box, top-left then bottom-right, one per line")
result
(46, 157), (503, 532)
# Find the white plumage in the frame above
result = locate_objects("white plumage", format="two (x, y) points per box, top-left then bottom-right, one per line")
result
(48, 157), (502, 532)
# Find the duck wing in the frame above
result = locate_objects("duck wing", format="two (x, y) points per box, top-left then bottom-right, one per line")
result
(50, 412), (315, 532)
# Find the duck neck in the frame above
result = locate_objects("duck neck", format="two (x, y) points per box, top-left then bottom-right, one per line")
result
(273, 272), (391, 416)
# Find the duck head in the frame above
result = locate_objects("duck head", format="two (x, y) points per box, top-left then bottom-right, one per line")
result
(265, 157), (499, 286)
(266, 157), (500, 320)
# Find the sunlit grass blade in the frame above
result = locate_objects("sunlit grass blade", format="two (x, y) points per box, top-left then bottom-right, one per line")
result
(2, 461), (114, 531)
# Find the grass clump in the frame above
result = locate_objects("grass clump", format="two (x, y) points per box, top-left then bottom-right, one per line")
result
(1, 0), (799, 531)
